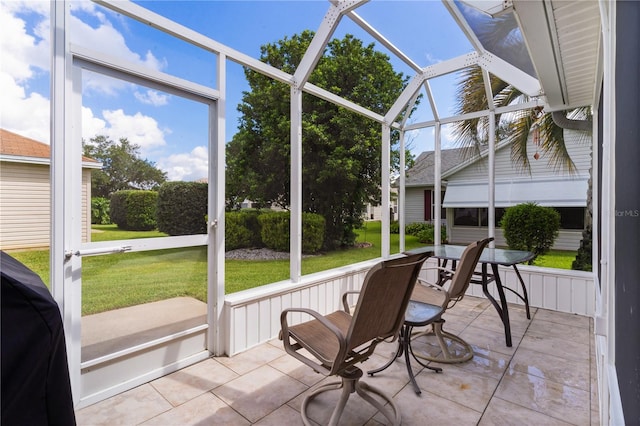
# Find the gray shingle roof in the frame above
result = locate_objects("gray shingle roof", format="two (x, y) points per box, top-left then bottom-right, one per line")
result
(404, 148), (468, 186)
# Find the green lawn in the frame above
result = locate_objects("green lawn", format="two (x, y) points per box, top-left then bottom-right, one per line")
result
(8, 222), (577, 315)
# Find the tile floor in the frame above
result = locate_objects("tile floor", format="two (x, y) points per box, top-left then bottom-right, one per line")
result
(75, 296), (598, 425)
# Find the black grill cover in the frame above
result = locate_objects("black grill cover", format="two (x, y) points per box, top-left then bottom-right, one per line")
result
(1, 251), (76, 425)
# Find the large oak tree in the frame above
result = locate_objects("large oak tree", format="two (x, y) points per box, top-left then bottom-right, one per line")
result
(226, 31), (412, 249)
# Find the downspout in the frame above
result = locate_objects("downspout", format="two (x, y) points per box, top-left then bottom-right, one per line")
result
(551, 110), (592, 131)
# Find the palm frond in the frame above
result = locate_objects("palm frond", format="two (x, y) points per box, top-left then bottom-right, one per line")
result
(538, 113), (577, 174)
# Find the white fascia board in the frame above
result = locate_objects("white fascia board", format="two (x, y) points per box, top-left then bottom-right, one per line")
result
(0, 155), (102, 169)
(93, 0), (294, 86)
(71, 45), (220, 102)
(477, 51), (541, 97)
(0, 155), (50, 166)
(512, 0), (566, 108)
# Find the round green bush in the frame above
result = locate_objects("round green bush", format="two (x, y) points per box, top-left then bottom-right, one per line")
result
(500, 202), (560, 263)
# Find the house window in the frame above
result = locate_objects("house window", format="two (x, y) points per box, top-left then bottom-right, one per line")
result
(454, 208), (505, 226)
(555, 207), (586, 230)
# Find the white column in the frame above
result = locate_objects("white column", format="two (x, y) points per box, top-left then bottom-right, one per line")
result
(290, 87), (303, 280)
(488, 110), (496, 247)
(381, 124), (391, 258)
(434, 123), (442, 245)
(209, 53), (226, 355)
(398, 130), (406, 252)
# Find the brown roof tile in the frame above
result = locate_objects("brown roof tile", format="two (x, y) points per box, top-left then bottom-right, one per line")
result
(0, 128), (98, 163)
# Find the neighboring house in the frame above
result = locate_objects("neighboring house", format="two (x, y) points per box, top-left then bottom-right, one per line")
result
(0, 129), (101, 250)
(404, 147), (467, 224)
(404, 130), (591, 250)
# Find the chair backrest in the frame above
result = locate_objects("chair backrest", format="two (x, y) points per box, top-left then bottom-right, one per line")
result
(447, 237), (493, 300)
(345, 252), (430, 353)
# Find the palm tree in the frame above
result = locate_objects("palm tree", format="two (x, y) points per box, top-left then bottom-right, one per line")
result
(452, 65), (593, 270)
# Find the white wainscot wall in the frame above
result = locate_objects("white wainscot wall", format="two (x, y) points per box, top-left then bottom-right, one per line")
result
(224, 257), (594, 356)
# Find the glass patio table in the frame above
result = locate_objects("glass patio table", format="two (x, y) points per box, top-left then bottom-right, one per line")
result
(406, 244), (535, 347)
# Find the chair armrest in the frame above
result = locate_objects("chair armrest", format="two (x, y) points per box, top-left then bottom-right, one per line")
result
(415, 277), (452, 306)
(280, 307), (347, 374)
(341, 290), (360, 313)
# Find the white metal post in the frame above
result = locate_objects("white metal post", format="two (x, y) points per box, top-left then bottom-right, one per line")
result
(434, 122), (442, 245)
(398, 130), (406, 252)
(381, 124), (391, 258)
(290, 87), (303, 281)
(209, 53), (226, 356)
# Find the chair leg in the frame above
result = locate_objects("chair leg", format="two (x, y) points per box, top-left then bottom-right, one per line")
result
(300, 367), (401, 426)
(412, 320), (474, 364)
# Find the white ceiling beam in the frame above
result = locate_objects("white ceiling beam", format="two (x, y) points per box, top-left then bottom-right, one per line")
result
(346, 10), (422, 73)
(385, 73), (426, 124)
(295, 1), (367, 88)
(477, 51), (541, 97)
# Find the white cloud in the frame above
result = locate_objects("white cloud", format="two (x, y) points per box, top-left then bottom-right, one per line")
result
(84, 109), (167, 153)
(0, 1), (170, 143)
(157, 146), (209, 182)
(134, 89), (169, 106)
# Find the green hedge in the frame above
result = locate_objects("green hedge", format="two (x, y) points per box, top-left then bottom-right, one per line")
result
(109, 190), (157, 231)
(390, 221), (447, 243)
(500, 202), (560, 263)
(226, 210), (264, 250)
(257, 211), (325, 254)
(157, 181), (208, 235)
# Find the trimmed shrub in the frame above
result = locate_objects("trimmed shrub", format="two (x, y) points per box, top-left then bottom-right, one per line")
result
(91, 197), (111, 225)
(109, 190), (157, 231)
(415, 224), (447, 244)
(258, 212), (290, 252)
(500, 202), (560, 263)
(258, 211), (325, 254)
(225, 210), (265, 250)
(405, 222), (430, 236)
(302, 212), (325, 254)
(157, 181), (208, 235)
(390, 221), (400, 234)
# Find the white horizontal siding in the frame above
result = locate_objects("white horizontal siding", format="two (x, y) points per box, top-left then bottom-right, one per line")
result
(450, 129), (591, 182)
(0, 162), (51, 250)
(0, 161), (93, 250)
(405, 187), (425, 224)
(447, 225), (582, 250)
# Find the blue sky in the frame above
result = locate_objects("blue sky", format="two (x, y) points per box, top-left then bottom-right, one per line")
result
(1, 1), (473, 181)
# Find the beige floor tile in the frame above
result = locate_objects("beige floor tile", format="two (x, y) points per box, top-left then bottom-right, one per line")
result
(268, 353), (325, 387)
(253, 404), (305, 426)
(141, 392), (250, 425)
(456, 345), (511, 381)
(213, 365), (308, 423)
(215, 342), (285, 375)
(150, 358), (239, 406)
(75, 384), (172, 425)
(518, 332), (590, 362)
(384, 384), (482, 425)
(413, 363), (500, 412)
(478, 396), (574, 425)
(527, 319), (591, 346)
(296, 380), (381, 425)
(534, 308), (591, 329)
(460, 324), (519, 356)
(509, 346), (590, 391)
(495, 370), (590, 425)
